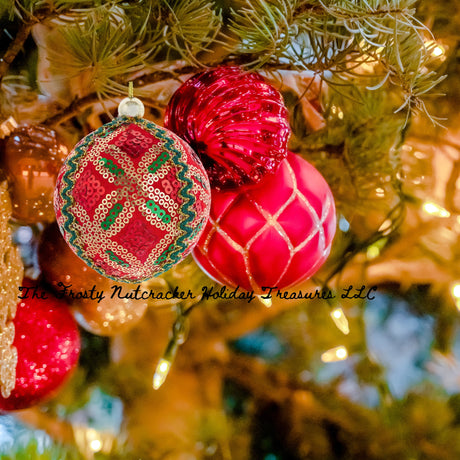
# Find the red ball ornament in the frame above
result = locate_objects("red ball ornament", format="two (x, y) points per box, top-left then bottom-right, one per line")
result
(54, 101), (211, 283)
(0, 279), (80, 411)
(192, 153), (336, 294)
(164, 66), (290, 190)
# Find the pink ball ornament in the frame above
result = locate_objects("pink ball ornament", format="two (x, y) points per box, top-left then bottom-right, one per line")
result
(192, 153), (336, 293)
(54, 115), (211, 283)
(164, 66), (291, 190)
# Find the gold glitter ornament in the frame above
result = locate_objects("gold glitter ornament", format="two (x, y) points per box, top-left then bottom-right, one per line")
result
(0, 181), (24, 398)
(72, 293), (148, 337)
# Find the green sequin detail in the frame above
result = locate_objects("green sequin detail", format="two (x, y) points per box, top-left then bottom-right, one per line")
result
(154, 243), (175, 264)
(148, 151), (170, 174)
(101, 203), (123, 230)
(100, 158), (124, 177)
(146, 200), (171, 223)
(106, 249), (129, 267)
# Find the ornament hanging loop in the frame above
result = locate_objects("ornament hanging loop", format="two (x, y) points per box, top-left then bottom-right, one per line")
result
(118, 81), (145, 118)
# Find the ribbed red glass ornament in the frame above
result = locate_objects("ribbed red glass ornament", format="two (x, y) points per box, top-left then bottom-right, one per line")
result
(165, 66), (291, 190)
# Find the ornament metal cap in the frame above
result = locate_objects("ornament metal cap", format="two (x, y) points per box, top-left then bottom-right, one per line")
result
(118, 82), (145, 118)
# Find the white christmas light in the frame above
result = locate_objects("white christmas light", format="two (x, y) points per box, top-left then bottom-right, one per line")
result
(153, 358), (172, 390)
(90, 439), (102, 453)
(452, 283), (460, 299)
(452, 283), (460, 311)
(330, 105), (344, 119)
(378, 219), (393, 236)
(321, 345), (348, 363)
(258, 295), (272, 307)
(330, 308), (350, 335)
(432, 45), (444, 57)
(422, 201), (450, 218)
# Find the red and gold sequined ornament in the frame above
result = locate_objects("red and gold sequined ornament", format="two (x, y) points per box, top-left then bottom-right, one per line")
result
(192, 153), (336, 294)
(164, 66), (290, 190)
(1, 124), (68, 223)
(0, 279), (80, 411)
(54, 97), (211, 283)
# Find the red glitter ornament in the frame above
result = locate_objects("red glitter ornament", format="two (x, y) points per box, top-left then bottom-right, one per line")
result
(164, 66), (290, 190)
(192, 153), (336, 294)
(0, 279), (80, 411)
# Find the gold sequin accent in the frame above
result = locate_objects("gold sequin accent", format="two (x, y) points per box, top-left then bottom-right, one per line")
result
(0, 181), (24, 397)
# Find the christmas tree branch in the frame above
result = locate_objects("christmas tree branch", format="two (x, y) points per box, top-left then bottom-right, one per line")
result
(42, 59), (302, 126)
(229, 0), (443, 119)
(224, 351), (385, 438)
(0, 21), (33, 82)
(0, 2), (61, 82)
(0, 3), (56, 83)
(42, 92), (102, 127)
(42, 66), (195, 126)
(224, 352), (299, 403)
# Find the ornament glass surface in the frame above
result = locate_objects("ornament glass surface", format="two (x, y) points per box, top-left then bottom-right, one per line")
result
(54, 109), (211, 283)
(2, 125), (68, 223)
(192, 153), (336, 293)
(38, 221), (110, 291)
(72, 295), (148, 336)
(0, 279), (80, 411)
(165, 66), (290, 190)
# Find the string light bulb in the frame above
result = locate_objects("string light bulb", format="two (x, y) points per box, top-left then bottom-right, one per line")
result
(367, 244), (381, 260)
(451, 282), (460, 311)
(452, 283), (460, 299)
(422, 201), (450, 218)
(329, 307), (350, 335)
(425, 40), (446, 60)
(330, 105), (344, 119)
(153, 358), (173, 390)
(432, 45), (445, 57)
(90, 439), (102, 453)
(72, 425), (114, 459)
(321, 345), (348, 363)
(378, 219), (393, 236)
(152, 313), (187, 390)
(258, 295), (272, 307)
